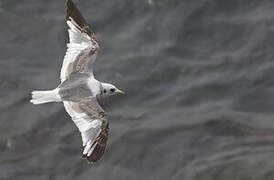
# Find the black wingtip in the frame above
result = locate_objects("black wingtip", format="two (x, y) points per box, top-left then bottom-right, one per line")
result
(82, 123), (109, 164)
(66, 0), (87, 26)
(66, 0), (72, 21)
(87, 144), (107, 163)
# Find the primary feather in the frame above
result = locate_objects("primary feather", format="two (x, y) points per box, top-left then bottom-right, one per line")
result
(30, 0), (119, 164)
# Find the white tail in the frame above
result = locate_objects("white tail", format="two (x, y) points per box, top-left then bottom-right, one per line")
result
(30, 89), (61, 104)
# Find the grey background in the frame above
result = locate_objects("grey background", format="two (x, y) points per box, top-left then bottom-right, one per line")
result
(1, 0), (274, 179)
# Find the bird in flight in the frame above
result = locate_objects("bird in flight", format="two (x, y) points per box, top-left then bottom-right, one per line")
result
(30, 0), (124, 163)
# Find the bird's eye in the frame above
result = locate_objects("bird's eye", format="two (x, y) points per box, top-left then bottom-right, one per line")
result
(103, 89), (107, 93)
(110, 88), (115, 93)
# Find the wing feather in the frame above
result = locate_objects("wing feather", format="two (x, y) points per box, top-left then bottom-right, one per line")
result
(60, 0), (99, 83)
(63, 99), (108, 163)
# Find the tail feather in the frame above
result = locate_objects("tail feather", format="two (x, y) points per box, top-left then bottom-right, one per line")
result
(30, 89), (61, 104)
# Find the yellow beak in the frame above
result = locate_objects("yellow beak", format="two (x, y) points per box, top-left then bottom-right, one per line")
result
(117, 90), (125, 95)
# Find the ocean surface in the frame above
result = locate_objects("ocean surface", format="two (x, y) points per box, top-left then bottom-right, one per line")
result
(1, 0), (274, 179)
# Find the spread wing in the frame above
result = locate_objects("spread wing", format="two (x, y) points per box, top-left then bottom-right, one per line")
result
(60, 0), (99, 83)
(63, 99), (109, 163)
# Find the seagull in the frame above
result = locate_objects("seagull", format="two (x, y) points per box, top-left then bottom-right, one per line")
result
(30, 0), (124, 163)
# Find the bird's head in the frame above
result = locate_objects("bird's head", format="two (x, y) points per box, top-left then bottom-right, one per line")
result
(101, 83), (124, 97)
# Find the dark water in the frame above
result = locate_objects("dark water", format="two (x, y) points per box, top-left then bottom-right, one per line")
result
(1, 0), (274, 179)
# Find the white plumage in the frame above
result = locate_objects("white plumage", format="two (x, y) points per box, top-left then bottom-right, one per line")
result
(30, 0), (125, 163)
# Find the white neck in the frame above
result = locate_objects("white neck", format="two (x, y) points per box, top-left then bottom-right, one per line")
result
(87, 77), (101, 97)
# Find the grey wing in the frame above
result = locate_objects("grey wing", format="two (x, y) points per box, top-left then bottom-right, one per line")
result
(60, 0), (99, 83)
(63, 98), (108, 163)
